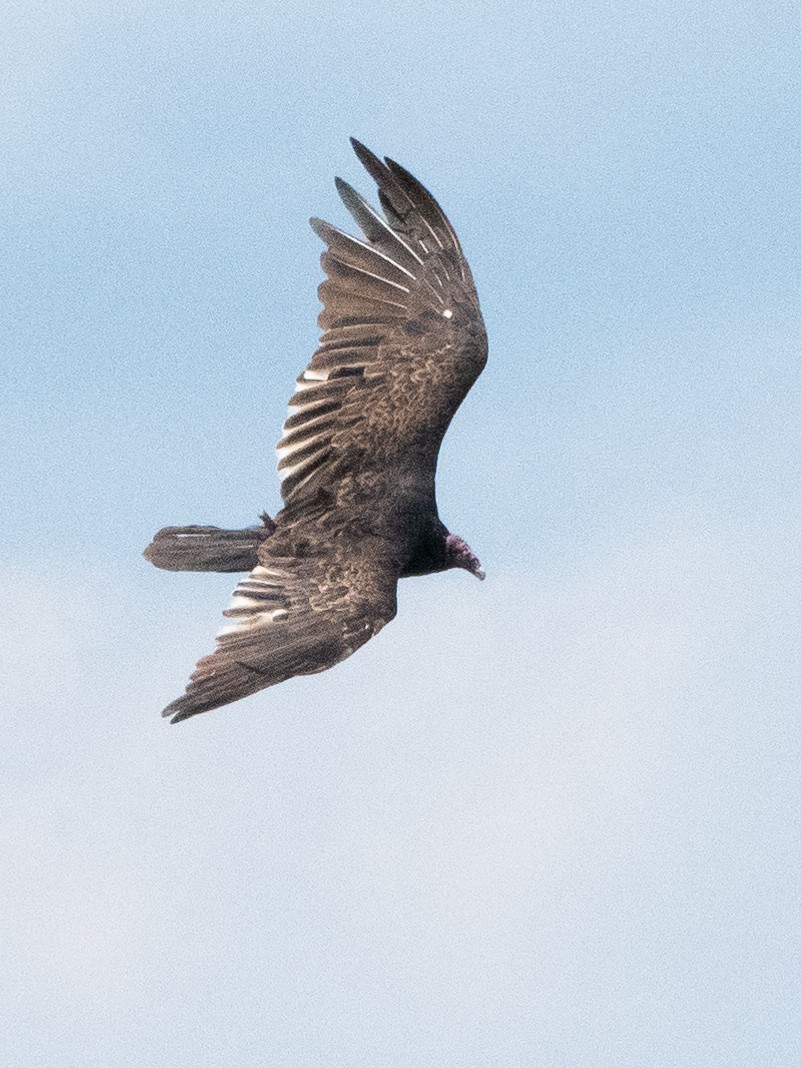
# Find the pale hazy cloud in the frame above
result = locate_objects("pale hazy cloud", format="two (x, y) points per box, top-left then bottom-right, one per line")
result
(4, 518), (799, 1065)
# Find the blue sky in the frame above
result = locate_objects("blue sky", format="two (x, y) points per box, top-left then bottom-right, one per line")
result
(3, 2), (801, 1065)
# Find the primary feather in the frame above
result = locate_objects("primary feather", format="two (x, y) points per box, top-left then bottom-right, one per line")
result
(146, 139), (487, 722)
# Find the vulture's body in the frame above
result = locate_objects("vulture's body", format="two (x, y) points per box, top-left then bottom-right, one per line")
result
(146, 141), (487, 722)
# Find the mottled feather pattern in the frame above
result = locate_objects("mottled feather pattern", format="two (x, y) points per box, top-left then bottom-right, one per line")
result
(145, 139), (487, 721)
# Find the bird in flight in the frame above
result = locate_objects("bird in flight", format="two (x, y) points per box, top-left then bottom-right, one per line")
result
(145, 139), (488, 722)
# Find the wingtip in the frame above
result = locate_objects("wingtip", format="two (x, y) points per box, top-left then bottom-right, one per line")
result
(333, 176), (349, 203)
(334, 175), (358, 206)
(349, 137), (389, 181)
(349, 137), (372, 165)
(160, 699), (194, 724)
(309, 216), (327, 241)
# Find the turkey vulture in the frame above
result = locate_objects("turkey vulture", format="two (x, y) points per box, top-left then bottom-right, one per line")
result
(145, 139), (487, 722)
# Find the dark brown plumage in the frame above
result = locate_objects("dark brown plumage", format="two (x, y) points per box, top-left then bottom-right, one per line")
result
(145, 140), (487, 722)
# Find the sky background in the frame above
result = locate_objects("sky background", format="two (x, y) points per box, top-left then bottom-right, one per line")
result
(3, 1), (801, 1065)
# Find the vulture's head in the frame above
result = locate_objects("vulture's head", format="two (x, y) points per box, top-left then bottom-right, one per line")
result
(445, 533), (486, 581)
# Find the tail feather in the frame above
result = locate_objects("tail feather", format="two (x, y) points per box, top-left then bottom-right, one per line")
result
(144, 519), (275, 573)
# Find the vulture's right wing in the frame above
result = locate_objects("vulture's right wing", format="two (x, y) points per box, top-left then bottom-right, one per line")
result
(276, 140), (487, 511)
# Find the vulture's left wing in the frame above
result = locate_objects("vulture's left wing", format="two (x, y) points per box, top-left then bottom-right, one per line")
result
(161, 534), (398, 722)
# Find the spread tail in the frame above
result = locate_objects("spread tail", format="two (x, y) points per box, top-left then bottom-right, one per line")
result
(144, 516), (276, 573)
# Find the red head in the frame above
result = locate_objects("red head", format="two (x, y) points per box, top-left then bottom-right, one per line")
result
(444, 533), (485, 580)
